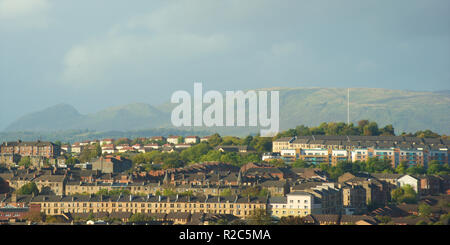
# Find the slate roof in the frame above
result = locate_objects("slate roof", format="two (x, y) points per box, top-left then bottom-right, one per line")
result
(24, 194), (268, 204)
(268, 196), (287, 204)
(370, 173), (403, 180)
(305, 214), (340, 224)
(260, 180), (286, 188)
(291, 182), (324, 191)
(340, 215), (377, 224)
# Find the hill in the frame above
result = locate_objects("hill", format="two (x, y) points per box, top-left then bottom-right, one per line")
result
(4, 104), (83, 132)
(3, 88), (450, 135)
(275, 87), (449, 135)
(4, 103), (170, 132)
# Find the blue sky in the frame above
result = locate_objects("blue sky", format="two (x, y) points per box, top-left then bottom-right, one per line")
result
(0, 0), (449, 130)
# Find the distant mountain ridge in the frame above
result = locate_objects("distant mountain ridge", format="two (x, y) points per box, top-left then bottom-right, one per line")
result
(4, 103), (83, 132)
(3, 88), (450, 135)
(4, 103), (171, 132)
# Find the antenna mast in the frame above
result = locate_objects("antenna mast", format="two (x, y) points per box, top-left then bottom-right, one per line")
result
(347, 88), (350, 125)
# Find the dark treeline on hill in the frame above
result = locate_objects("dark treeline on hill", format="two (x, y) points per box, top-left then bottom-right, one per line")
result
(274, 120), (445, 139)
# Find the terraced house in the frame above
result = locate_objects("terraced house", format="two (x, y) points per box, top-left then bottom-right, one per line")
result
(24, 194), (267, 219)
(34, 175), (66, 196)
(268, 191), (320, 218)
(0, 140), (61, 159)
(290, 182), (343, 214)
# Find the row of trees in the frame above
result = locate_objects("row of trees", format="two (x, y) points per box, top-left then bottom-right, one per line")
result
(275, 120), (444, 139)
(275, 120), (396, 138)
(130, 142), (264, 170)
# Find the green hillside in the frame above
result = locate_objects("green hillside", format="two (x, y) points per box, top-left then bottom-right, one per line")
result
(3, 88), (449, 135)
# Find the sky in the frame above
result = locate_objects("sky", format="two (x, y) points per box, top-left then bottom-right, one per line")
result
(0, 0), (449, 130)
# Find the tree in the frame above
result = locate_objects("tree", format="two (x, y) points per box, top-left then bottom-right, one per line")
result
(66, 156), (80, 166)
(199, 150), (222, 162)
(95, 144), (102, 157)
(406, 164), (426, 175)
(427, 161), (450, 176)
(177, 136), (184, 144)
(129, 213), (153, 223)
(267, 159), (285, 167)
(16, 182), (39, 195)
(415, 130), (440, 138)
(250, 136), (273, 153)
(395, 161), (408, 174)
(380, 124), (395, 136)
(363, 122), (379, 136)
(246, 209), (274, 225)
(207, 133), (222, 147)
(79, 147), (99, 163)
(87, 212), (95, 221)
(358, 120), (370, 129)
(335, 161), (354, 174)
(162, 188), (177, 196)
(239, 186), (269, 197)
(219, 188), (232, 197)
(291, 159), (312, 168)
(365, 158), (393, 173)
(418, 203), (432, 217)
(391, 185), (417, 204)
(114, 138), (131, 145)
(18, 156), (32, 168)
(318, 162), (330, 172)
(180, 143), (212, 164)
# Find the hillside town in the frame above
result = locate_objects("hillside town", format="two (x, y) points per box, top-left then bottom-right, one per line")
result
(0, 127), (449, 225)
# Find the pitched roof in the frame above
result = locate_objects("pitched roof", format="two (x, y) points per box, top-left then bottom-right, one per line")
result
(305, 214), (339, 224)
(340, 215), (377, 224)
(370, 173), (403, 180)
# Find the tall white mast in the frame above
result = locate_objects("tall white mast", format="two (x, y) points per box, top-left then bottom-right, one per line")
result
(347, 88), (350, 125)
